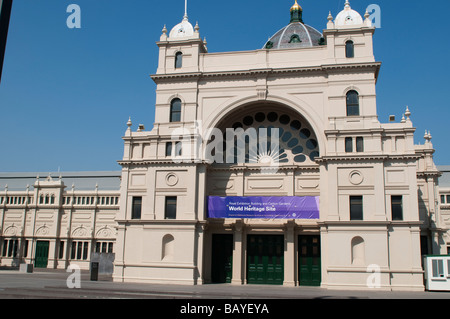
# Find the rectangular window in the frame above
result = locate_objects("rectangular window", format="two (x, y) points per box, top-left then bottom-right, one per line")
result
(447, 195), (450, 204)
(1, 240), (7, 257)
(432, 259), (444, 278)
(350, 196), (363, 221)
(12, 240), (18, 258)
(345, 137), (353, 153)
(391, 196), (403, 221)
(165, 197), (177, 220)
(59, 241), (64, 259)
(70, 241), (89, 260)
(442, 195), (446, 204)
(108, 243), (114, 253)
(7, 239), (18, 257)
(76, 242), (82, 260)
(83, 242), (89, 260)
(132, 196), (142, 220)
(448, 259), (450, 277)
(166, 142), (173, 157)
(24, 240), (29, 258)
(356, 137), (364, 153)
(7, 240), (13, 257)
(175, 141), (183, 157)
(71, 242), (77, 259)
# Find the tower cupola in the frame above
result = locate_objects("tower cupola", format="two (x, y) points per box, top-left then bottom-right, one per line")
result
(290, 0), (303, 23)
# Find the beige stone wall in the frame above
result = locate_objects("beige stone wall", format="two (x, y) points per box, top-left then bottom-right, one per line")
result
(0, 182), (119, 270)
(114, 5), (444, 291)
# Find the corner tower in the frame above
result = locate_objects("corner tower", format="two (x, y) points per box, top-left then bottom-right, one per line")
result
(156, 1), (207, 75)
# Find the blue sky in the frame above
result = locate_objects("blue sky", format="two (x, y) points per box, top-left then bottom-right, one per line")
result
(0, 0), (449, 172)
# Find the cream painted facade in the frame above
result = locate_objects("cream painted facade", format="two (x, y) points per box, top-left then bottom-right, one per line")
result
(0, 172), (120, 270)
(113, 2), (447, 291)
(1, 1), (449, 292)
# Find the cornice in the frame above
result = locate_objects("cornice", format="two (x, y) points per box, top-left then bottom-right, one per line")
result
(416, 170), (443, 178)
(151, 62), (381, 82)
(318, 220), (423, 227)
(207, 164), (320, 172)
(315, 154), (420, 163)
(118, 159), (207, 167)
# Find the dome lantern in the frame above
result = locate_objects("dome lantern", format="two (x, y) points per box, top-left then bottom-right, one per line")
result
(290, 0), (303, 24)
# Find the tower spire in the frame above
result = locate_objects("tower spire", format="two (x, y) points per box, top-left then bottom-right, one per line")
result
(184, 0), (188, 20)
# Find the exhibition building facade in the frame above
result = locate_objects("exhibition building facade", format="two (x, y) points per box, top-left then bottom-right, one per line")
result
(1, 1), (449, 291)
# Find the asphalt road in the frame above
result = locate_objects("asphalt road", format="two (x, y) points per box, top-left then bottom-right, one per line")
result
(0, 268), (449, 300)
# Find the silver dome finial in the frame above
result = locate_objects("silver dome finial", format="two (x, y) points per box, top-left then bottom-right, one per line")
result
(183, 0), (188, 20)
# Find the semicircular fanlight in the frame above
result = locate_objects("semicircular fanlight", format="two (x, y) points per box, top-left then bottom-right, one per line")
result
(219, 111), (320, 165)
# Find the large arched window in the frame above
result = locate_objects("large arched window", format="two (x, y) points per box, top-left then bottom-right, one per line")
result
(170, 98), (182, 122)
(209, 110), (320, 166)
(175, 52), (183, 69)
(345, 40), (354, 58)
(346, 90), (360, 116)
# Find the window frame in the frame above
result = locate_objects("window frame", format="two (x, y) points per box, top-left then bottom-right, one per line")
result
(345, 40), (355, 58)
(432, 259), (445, 279)
(391, 195), (404, 221)
(350, 196), (363, 221)
(175, 52), (183, 69)
(345, 137), (353, 153)
(356, 137), (364, 153)
(131, 196), (142, 220)
(346, 90), (360, 117)
(165, 196), (177, 220)
(170, 98), (182, 123)
(166, 142), (173, 157)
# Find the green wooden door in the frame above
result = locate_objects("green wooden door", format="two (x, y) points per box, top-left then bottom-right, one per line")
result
(34, 241), (49, 268)
(211, 234), (233, 283)
(298, 235), (321, 287)
(247, 235), (284, 285)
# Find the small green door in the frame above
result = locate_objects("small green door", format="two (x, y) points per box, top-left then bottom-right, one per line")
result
(247, 235), (284, 285)
(211, 234), (233, 283)
(298, 235), (321, 287)
(34, 241), (49, 268)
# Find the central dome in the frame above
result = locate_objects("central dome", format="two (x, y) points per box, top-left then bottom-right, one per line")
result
(264, 23), (323, 50)
(263, 1), (323, 50)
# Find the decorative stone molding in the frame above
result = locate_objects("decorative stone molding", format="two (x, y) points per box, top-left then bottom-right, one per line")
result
(165, 173), (179, 187)
(349, 170), (364, 185)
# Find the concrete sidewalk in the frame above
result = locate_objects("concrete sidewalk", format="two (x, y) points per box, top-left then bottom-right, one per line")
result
(0, 268), (449, 299)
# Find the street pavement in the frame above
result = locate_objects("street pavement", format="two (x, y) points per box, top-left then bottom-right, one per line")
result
(0, 268), (449, 300)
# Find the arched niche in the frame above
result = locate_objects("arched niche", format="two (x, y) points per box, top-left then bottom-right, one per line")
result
(162, 234), (175, 261)
(351, 236), (365, 266)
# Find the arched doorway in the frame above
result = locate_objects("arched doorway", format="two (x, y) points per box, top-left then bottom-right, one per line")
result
(205, 103), (322, 286)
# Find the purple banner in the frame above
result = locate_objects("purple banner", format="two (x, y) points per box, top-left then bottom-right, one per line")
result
(207, 196), (319, 220)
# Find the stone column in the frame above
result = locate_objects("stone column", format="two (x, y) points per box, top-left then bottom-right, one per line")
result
(284, 220), (296, 287)
(231, 220), (244, 285)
